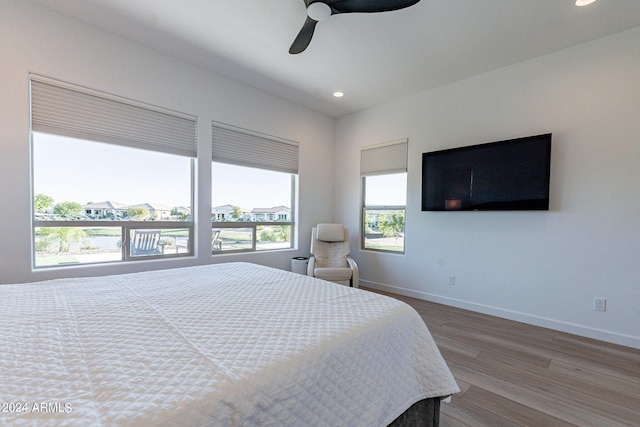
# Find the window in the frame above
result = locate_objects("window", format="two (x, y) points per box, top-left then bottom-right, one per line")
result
(361, 140), (408, 253)
(211, 123), (298, 253)
(30, 75), (196, 268)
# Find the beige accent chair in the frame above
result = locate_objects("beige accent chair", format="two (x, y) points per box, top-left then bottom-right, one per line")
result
(307, 223), (359, 288)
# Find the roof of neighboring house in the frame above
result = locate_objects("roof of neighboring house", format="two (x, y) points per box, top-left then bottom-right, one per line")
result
(83, 201), (127, 209)
(251, 206), (290, 214)
(125, 203), (173, 211)
(211, 204), (236, 212)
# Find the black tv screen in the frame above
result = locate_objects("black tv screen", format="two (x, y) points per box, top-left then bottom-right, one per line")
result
(422, 134), (551, 211)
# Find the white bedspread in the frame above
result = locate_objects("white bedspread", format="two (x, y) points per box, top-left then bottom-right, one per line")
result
(0, 262), (458, 426)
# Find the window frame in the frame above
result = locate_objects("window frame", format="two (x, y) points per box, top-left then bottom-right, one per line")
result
(30, 75), (197, 268)
(211, 122), (299, 255)
(360, 139), (408, 254)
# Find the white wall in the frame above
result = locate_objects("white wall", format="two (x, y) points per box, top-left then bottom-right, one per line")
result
(0, 1), (335, 283)
(334, 28), (640, 349)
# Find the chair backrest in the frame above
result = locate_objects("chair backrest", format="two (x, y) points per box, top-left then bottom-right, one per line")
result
(212, 229), (222, 251)
(310, 223), (350, 268)
(131, 229), (161, 255)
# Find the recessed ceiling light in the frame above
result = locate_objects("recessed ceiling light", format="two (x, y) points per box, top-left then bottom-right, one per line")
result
(333, 91), (344, 98)
(575, 0), (597, 6)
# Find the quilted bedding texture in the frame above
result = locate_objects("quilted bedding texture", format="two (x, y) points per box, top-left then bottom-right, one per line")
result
(0, 262), (458, 426)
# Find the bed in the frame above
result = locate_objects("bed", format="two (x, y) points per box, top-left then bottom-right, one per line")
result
(0, 262), (459, 426)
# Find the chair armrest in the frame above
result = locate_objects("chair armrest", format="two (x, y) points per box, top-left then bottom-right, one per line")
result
(347, 257), (359, 288)
(307, 256), (316, 276)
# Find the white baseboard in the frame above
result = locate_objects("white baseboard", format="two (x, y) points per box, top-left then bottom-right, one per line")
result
(361, 279), (640, 350)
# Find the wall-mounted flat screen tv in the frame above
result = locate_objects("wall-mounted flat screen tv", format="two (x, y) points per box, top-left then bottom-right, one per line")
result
(422, 133), (551, 211)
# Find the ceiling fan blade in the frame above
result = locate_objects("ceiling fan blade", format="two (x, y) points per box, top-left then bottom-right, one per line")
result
(330, 0), (421, 14)
(288, 0), (421, 54)
(289, 16), (318, 54)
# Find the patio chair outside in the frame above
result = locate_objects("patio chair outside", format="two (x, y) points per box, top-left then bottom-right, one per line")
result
(212, 229), (222, 252)
(131, 229), (165, 256)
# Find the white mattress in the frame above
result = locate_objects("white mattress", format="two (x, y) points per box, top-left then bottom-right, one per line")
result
(0, 262), (459, 426)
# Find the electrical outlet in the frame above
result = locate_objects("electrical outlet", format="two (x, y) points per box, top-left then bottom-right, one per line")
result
(448, 275), (456, 286)
(593, 298), (606, 312)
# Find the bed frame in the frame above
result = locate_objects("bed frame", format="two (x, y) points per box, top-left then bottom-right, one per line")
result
(389, 398), (441, 427)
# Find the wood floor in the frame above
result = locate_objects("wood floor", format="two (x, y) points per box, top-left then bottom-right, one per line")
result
(371, 290), (640, 427)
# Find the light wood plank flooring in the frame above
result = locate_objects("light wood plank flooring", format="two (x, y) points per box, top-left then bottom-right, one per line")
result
(370, 290), (640, 427)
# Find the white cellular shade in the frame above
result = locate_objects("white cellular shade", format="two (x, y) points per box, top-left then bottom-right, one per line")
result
(30, 75), (197, 157)
(361, 139), (408, 176)
(212, 122), (299, 174)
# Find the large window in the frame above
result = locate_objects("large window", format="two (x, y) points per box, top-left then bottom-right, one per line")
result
(361, 140), (408, 253)
(30, 75), (196, 267)
(211, 123), (297, 253)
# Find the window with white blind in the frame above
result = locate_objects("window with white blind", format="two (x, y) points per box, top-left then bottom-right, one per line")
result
(211, 122), (298, 253)
(30, 75), (196, 267)
(361, 139), (408, 253)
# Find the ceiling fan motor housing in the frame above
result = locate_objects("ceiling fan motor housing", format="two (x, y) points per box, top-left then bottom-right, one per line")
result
(307, 2), (332, 21)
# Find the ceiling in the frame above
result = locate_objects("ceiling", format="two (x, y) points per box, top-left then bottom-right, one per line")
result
(31, 0), (640, 118)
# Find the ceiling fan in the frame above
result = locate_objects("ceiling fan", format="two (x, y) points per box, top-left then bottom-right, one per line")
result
(289, 0), (422, 54)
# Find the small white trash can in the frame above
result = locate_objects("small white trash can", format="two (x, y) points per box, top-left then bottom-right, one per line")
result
(291, 257), (309, 275)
